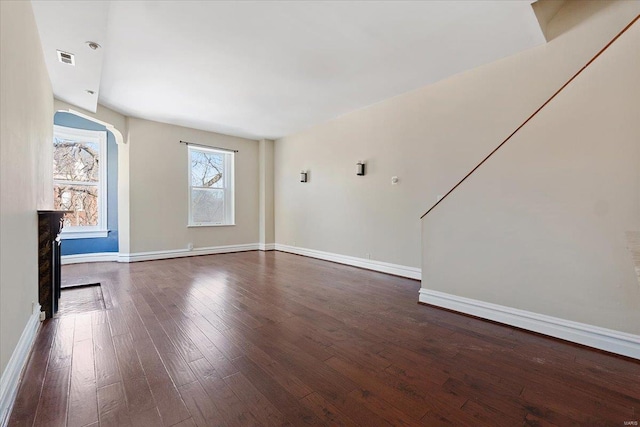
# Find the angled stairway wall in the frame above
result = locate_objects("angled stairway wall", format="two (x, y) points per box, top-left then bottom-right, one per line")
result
(420, 20), (640, 355)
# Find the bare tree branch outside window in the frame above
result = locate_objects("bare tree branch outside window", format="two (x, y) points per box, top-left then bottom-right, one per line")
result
(190, 149), (229, 224)
(53, 136), (100, 227)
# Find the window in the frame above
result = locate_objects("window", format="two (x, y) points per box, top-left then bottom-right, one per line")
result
(53, 125), (108, 239)
(188, 146), (235, 226)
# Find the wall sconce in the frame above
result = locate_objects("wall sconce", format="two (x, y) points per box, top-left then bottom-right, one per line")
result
(300, 170), (308, 182)
(356, 161), (366, 176)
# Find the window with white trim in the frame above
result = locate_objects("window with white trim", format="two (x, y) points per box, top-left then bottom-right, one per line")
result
(188, 146), (235, 226)
(53, 125), (108, 239)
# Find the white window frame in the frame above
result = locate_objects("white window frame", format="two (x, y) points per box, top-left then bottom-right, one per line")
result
(53, 125), (108, 239)
(188, 145), (235, 227)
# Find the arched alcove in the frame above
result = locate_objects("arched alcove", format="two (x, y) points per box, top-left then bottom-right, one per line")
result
(54, 107), (129, 260)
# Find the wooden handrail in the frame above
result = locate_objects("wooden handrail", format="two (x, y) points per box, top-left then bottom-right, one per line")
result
(420, 14), (640, 220)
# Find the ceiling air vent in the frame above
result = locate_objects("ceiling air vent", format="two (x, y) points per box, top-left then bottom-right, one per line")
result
(57, 50), (75, 66)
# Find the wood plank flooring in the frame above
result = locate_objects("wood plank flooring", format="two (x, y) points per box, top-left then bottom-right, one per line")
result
(8, 251), (640, 426)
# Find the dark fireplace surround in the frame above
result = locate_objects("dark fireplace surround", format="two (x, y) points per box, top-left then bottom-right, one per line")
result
(37, 210), (68, 319)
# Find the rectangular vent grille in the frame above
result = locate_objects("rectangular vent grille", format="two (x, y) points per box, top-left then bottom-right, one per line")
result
(57, 50), (75, 66)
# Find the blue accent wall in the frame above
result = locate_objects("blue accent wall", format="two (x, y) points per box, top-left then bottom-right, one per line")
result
(55, 112), (119, 255)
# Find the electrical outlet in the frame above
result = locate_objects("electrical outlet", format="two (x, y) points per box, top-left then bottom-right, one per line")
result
(391, 176), (399, 185)
(187, 242), (193, 251)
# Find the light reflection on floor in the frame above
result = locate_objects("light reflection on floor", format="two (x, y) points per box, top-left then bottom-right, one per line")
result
(57, 285), (106, 316)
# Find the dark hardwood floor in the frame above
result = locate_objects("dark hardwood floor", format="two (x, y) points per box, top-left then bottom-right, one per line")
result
(8, 251), (640, 426)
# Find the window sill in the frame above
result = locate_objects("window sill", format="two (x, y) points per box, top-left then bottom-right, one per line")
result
(60, 230), (109, 240)
(188, 223), (236, 228)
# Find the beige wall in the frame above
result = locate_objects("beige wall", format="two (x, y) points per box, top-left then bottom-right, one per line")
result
(128, 118), (259, 253)
(422, 21), (640, 334)
(0, 1), (54, 373)
(49, 105), (263, 255)
(259, 139), (275, 246)
(274, 1), (640, 269)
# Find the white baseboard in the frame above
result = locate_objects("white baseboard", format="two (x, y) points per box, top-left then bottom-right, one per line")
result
(61, 243), (275, 264)
(58, 243), (419, 282)
(61, 252), (118, 265)
(274, 244), (421, 280)
(0, 304), (41, 427)
(118, 243), (260, 263)
(419, 289), (640, 359)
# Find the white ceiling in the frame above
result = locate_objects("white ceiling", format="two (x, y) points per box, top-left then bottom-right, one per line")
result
(32, 1), (109, 113)
(32, 1), (545, 140)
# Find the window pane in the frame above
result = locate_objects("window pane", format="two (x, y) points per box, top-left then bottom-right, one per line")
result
(191, 188), (224, 223)
(53, 184), (99, 227)
(53, 137), (100, 182)
(191, 150), (224, 188)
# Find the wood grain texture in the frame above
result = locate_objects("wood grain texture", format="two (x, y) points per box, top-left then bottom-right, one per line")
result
(178, 380), (226, 427)
(8, 319), (58, 427)
(8, 251), (640, 426)
(97, 382), (130, 427)
(32, 365), (70, 427)
(67, 338), (98, 427)
(111, 333), (156, 416)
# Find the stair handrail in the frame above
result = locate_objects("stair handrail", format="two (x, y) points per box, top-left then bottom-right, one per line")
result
(420, 14), (639, 220)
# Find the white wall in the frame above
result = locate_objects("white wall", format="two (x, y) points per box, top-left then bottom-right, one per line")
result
(0, 1), (53, 373)
(274, 0), (640, 270)
(127, 118), (259, 253)
(422, 21), (640, 334)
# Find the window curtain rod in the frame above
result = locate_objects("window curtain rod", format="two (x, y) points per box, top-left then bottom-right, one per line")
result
(179, 140), (239, 153)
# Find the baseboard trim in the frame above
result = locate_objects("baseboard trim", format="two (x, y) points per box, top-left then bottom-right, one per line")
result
(119, 243), (260, 263)
(61, 252), (118, 265)
(419, 289), (640, 359)
(274, 244), (421, 280)
(60, 243), (278, 264)
(59, 244), (418, 280)
(0, 305), (41, 427)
